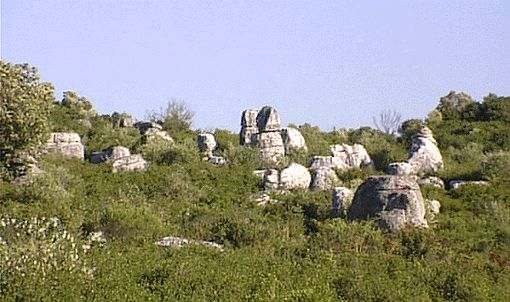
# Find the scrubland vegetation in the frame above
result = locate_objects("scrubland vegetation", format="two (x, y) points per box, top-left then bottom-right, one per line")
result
(1, 61), (509, 300)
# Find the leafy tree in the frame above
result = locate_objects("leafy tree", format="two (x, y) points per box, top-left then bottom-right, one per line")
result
(0, 61), (54, 179)
(147, 99), (194, 134)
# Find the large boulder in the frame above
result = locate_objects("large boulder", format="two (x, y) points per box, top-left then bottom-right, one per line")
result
(279, 163), (311, 190)
(281, 127), (307, 153)
(311, 167), (340, 190)
(449, 180), (489, 190)
(332, 187), (354, 217)
(197, 133), (217, 157)
(387, 162), (413, 176)
(309, 156), (348, 171)
(330, 144), (372, 170)
(90, 146), (131, 164)
(112, 154), (148, 173)
(408, 127), (443, 175)
(439, 91), (475, 113)
(253, 131), (285, 164)
(263, 169), (280, 191)
(143, 128), (174, 144)
(239, 109), (259, 145)
(256, 106), (281, 132)
(348, 175), (428, 231)
(46, 132), (84, 160)
(417, 176), (445, 189)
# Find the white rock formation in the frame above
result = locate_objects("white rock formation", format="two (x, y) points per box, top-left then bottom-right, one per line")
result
(46, 132), (84, 159)
(91, 146), (131, 164)
(281, 127), (307, 153)
(197, 133), (217, 158)
(156, 236), (223, 251)
(279, 163), (311, 190)
(263, 169), (280, 191)
(408, 127), (443, 175)
(239, 109), (259, 145)
(332, 187), (354, 217)
(417, 176), (445, 189)
(449, 180), (489, 190)
(311, 167), (340, 191)
(309, 156), (348, 171)
(387, 162), (414, 176)
(330, 144), (372, 170)
(112, 154), (148, 173)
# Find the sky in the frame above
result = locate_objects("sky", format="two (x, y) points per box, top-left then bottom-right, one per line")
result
(1, 0), (509, 131)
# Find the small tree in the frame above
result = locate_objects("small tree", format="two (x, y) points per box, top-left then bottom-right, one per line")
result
(147, 99), (194, 134)
(372, 110), (401, 135)
(0, 61), (54, 179)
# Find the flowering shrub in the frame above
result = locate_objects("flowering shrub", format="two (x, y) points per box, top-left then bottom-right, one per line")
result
(0, 216), (105, 296)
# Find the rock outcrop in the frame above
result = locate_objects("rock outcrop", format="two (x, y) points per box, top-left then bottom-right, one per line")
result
(279, 163), (311, 190)
(449, 180), (489, 190)
(348, 175), (428, 231)
(90, 146), (131, 164)
(112, 154), (148, 173)
(263, 169), (280, 191)
(407, 127), (443, 175)
(311, 167), (339, 190)
(281, 127), (307, 153)
(309, 156), (347, 171)
(156, 236), (223, 251)
(387, 162), (413, 176)
(46, 132), (84, 159)
(240, 109), (259, 145)
(135, 122), (174, 144)
(197, 133), (217, 158)
(239, 106), (307, 165)
(330, 144), (372, 170)
(332, 187), (354, 217)
(417, 176), (445, 189)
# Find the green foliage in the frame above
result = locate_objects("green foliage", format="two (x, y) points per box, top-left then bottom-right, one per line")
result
(147, 99), (195, 135)
(0, 61), (54, 179)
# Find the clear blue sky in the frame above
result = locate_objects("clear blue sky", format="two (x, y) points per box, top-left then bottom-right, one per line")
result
(2, 0), (509, 131)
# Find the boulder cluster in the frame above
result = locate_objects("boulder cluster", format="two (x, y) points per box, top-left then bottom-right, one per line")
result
(46, 132), (85, 160)
(197, 133), (227, 165)
(240, 106), (307, 164)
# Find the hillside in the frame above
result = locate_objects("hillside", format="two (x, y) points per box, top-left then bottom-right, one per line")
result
(1, 62), (509, 301)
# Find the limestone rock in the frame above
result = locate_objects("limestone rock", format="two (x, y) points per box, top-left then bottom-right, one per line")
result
(90, 146), (130, 164)
(449, 180), (489, 190)
(156, 236), (223, 251)
(309, 156), (348, 171)
(387, 162), (413, 176)
(279, 163), (311, 190)
(417, 176), (445, 189)
(254, 132), (285, 164)
(281, 127), (307, 153)
(239, 109), (259, 145)
(263, 169), (280, 191)
(112, 154), (148, 173)
(143, 128), (174, 143)
(311, 167), (340, 190)
(208, 156), (227, 165)
(408, 127), (443, 175)
(134, 121), (162, 134)
(256, 106), (281, 132)
(197, 133), (217, 157)
(348, 175), (428, 231)
(425, 199), (441, 222)
(330, 144), (372, 170)
(332, 187), (354, 217)
(46, 132), (84, 159)
(439, 91), (475, 113)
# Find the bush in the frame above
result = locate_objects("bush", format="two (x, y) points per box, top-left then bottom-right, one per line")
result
(0, 61), (54, 179)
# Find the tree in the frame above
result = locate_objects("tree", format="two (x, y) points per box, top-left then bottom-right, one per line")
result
(0, 61), (54, 179)
(147, 99), (194, 134)
(372, 110), (401, 135)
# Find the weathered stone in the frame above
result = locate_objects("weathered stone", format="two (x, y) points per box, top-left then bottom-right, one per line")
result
(279, 163), (311, 190)
(46, 132), (84, 159)
(144, 128), (174, 142)
(426, 199), (441, 216)
(256, 106), (281, 132)
(439, 91), (475, 113)
(197, 133), (217, 157)
(91, 146), (131, 164)
(239, 109), (259, 146)
(111, 154), (148, 172)
(348, 175), (428, 231)
(332, 187), (354, 217)
(417, 176), (445, 189)
(387, 162), (413, 176)
(119, 115), (134, 128)
(254, 132), (285, 164)
(208, 156), (227, 165)
(408, 127), (443, 175)
(263, 169), (280, 191)
(311, 167), (340, 190)
(156, 236), (223, 251)
(330, 144), (372, 170)
(309, 156), (348, 171)
(281, 127), (307, 153)
(449, 180), (489, 190)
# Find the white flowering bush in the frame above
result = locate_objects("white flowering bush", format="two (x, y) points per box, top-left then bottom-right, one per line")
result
(0, 216), (105, 296)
